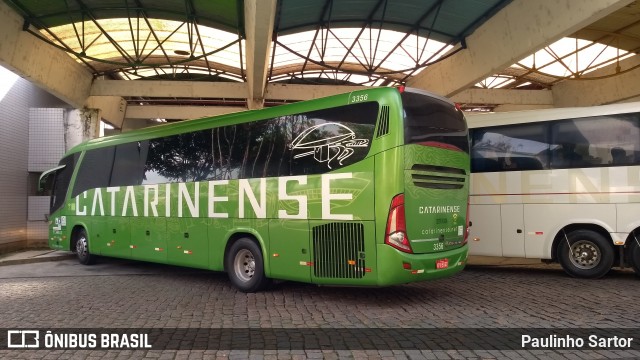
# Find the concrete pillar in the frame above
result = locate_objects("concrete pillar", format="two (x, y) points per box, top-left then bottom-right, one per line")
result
(244, 0), (277, 109)
(85, 96), (127, 129)
(63, 108), (100, 151)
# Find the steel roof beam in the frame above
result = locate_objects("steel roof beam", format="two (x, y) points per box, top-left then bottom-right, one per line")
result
(90, 79), (248, 98)
(552, 55), (640, 106)
(450, 88), (553, 106)
(244, 0), (277, 110)
(406, 0), (633, 97)
(125, 105), (243, 120)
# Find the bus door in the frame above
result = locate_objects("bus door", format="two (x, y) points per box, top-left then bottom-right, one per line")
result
(500, 204), (525, 257)
(268, 220), (311, 283)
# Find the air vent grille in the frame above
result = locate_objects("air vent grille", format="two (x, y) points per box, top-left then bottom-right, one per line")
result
(376, 106), (390, 137)
(411, 164), (466, 190)
(312, 222), (365, 279)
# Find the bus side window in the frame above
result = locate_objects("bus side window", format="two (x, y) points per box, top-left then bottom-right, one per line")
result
(72, 146), (115, 197)
(110, 141), (149, 186)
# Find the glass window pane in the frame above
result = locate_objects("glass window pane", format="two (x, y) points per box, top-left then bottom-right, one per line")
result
(288, 102), (378, 175)
(144, 135), (185, 184)
(51, 154), (79, 213)
(72, 147), (114, 197)
(471, 123), (550, 172)
(402, 92), (469, 153)
(110, 141), (149, 186)
(551, 113), (640, 169)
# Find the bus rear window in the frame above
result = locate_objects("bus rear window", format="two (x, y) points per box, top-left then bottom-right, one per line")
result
(402, 91), (469, 153)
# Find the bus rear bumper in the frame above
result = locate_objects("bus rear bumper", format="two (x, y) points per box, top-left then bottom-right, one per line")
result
(376, 244), (468, 286)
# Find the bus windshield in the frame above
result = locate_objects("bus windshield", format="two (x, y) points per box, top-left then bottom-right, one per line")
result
(50, 154), (78, 213)
(402, 90), (469, 153)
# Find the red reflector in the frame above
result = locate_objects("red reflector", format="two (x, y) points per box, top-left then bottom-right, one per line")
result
(436, 258), (449, 269)
(535, 231), (543, 235)
(402, 262), (411, 270)
(365, 268), (372, 273)
(398, 85), (405, 93)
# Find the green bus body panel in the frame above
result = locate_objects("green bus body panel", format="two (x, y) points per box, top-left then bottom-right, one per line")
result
(166, 218), (209, 269)
(131, 217), (167, 263)
(268, 219), (311, 283)
(96, 217), (131, 259)
(48, 87), (470, 287)
(403, 145), (470, 254)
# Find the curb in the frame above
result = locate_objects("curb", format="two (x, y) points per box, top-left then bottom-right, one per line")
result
(0, 253), (75, 267)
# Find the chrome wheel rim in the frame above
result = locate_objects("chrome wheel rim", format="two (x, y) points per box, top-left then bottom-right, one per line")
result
(233, 249), (255, 282)
(76, 235), (88, 259)
(569, 240), (601, 270)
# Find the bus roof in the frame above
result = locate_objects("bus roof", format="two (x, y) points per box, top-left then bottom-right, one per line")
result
(466, 101), (640, 129)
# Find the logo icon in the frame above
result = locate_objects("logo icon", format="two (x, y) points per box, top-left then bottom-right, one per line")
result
(7, 330), (40, 348)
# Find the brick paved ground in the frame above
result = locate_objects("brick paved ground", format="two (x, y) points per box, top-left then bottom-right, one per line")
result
(0, 258), (639, 359)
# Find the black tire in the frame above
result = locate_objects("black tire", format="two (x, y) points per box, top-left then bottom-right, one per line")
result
(628, 235), (640, 276)
(557, 229), (613, 279)
(225, 238), (270, 292)
(74, 228), (96, 265)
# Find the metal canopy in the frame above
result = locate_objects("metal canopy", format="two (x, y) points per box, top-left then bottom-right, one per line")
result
(3, 0), (511, 86)
(1, 0), (639, 110)
(270, 0), (509, 86)
(6, 0), (241, 33)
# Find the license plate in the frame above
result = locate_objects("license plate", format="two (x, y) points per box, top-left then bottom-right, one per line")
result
(436, 258), (449, 269)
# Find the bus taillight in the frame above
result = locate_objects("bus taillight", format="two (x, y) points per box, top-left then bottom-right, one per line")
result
(385, 194), (413, 253)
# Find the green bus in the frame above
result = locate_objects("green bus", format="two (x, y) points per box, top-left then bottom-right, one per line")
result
(40, 86), (470, 292)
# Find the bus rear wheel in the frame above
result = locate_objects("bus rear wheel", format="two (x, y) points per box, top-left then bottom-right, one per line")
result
(74, 228), (95, 265)
(628, 235), (640, 276)
(557, 229), (613, 279)
(225, 238), (270, 292)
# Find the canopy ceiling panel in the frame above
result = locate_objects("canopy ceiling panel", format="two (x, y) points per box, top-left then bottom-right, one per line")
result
(4, 0), (512, 86)
(2, 0), (638, 109)
(6, 0), (242, 33)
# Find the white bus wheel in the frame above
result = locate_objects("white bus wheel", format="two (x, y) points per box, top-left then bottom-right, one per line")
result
(225, 237), (270, 293)
(557, 230), (613, 279)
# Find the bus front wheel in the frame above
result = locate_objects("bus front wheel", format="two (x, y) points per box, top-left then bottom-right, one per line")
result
(74, 228), (95, 265)
(628, 235), (640, 276)
(557, 229), (613, 279)
(225, 238), (270, 292)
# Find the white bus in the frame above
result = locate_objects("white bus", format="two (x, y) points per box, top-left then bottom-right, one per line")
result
(467, 102), (640, 278)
